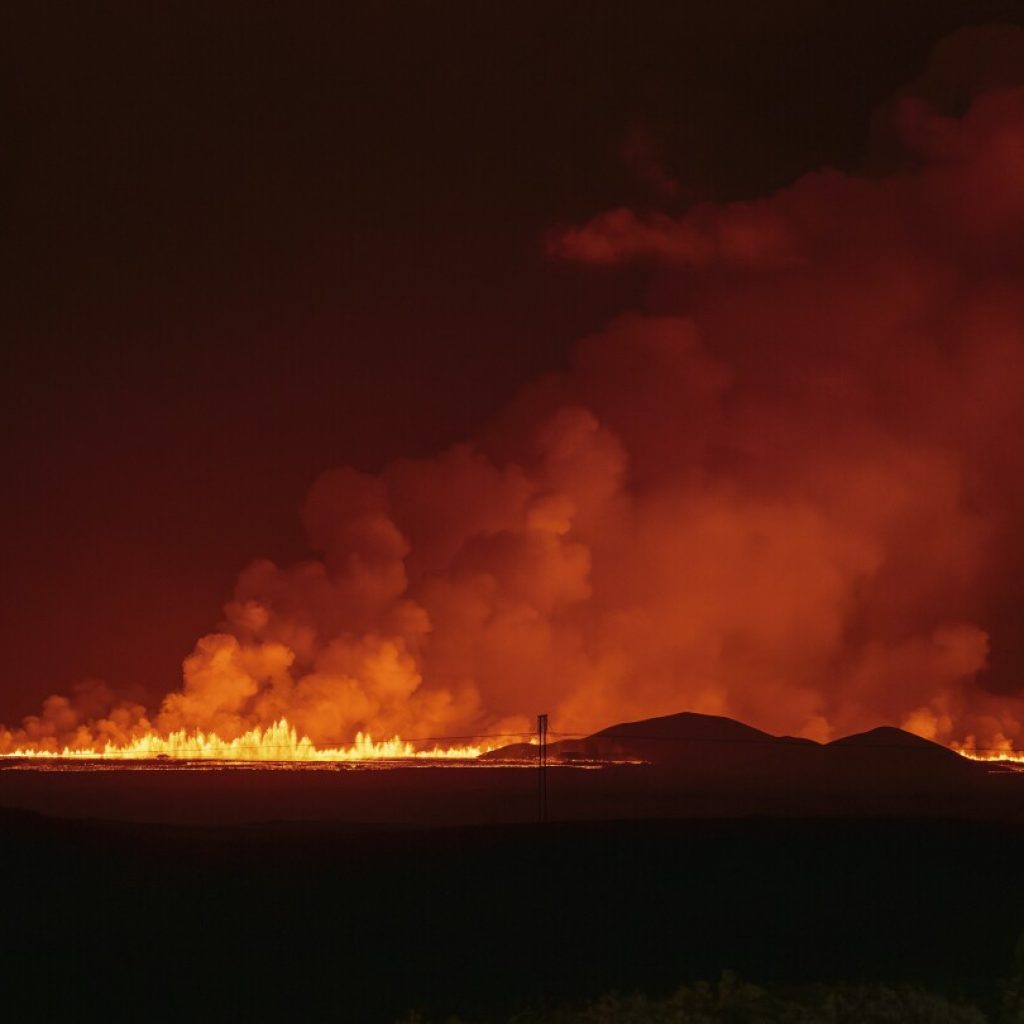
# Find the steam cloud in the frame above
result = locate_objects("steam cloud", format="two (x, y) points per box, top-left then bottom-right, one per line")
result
(5, 32), (1024, 754)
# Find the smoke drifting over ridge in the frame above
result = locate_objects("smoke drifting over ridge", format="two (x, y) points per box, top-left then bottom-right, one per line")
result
(5, 38), (1024, 754)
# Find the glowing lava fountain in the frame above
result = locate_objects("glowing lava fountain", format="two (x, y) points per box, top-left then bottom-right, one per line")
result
(953, 742), (1024, 765)
(0, 719), (494, 762)
(2, 717), (1021, 766)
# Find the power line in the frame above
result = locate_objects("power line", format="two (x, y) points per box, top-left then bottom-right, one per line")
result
(538, 713), (548, 824)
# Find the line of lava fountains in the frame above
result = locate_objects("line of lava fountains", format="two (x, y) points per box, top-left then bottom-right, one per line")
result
(0, 719), (1021, 764)
(0, 720), (496, 762)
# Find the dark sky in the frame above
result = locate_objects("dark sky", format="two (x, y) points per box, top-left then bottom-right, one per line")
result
(4, 0), (1023, 719)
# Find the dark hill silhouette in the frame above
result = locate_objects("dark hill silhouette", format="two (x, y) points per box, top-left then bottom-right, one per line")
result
(830, 724), (958, 753)
(592, 711), (775, 742)
(480, 711), (983, 793)
(824, 724), (977, 789)
(481, 711), (787, 762)
(568, 711), (803, 772)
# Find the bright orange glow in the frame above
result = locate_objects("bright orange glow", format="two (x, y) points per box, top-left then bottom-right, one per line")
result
(0, 719), (493, 762)
(953, 741), (1024, 765)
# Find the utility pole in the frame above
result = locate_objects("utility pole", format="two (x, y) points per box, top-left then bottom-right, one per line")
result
(537, 712), (548, 824)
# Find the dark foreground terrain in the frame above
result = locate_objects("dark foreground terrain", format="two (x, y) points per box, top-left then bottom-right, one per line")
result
(2, 711), (1022, 827)
(2, 808), (1023, 1022)
(3, 715), (1022, 1020)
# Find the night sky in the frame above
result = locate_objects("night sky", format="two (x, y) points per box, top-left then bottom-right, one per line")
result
(4, 1), (1024, 726)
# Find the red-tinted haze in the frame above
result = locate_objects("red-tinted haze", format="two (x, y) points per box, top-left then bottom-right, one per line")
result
(4, 43), (1024, 756)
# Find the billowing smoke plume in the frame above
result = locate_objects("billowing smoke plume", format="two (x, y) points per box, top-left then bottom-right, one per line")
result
(5, 34), (1024, 753)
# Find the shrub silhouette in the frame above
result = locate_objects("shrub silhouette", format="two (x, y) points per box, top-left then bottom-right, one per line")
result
(398, 973), (993, 1023)
(1003, 929), (1024, 1024)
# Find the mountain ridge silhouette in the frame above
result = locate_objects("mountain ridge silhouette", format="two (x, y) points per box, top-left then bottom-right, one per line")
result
(480, 710), (982, 789)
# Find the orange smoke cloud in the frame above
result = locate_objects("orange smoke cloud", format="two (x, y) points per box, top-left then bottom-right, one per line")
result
(5, 38), (1024, 755)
